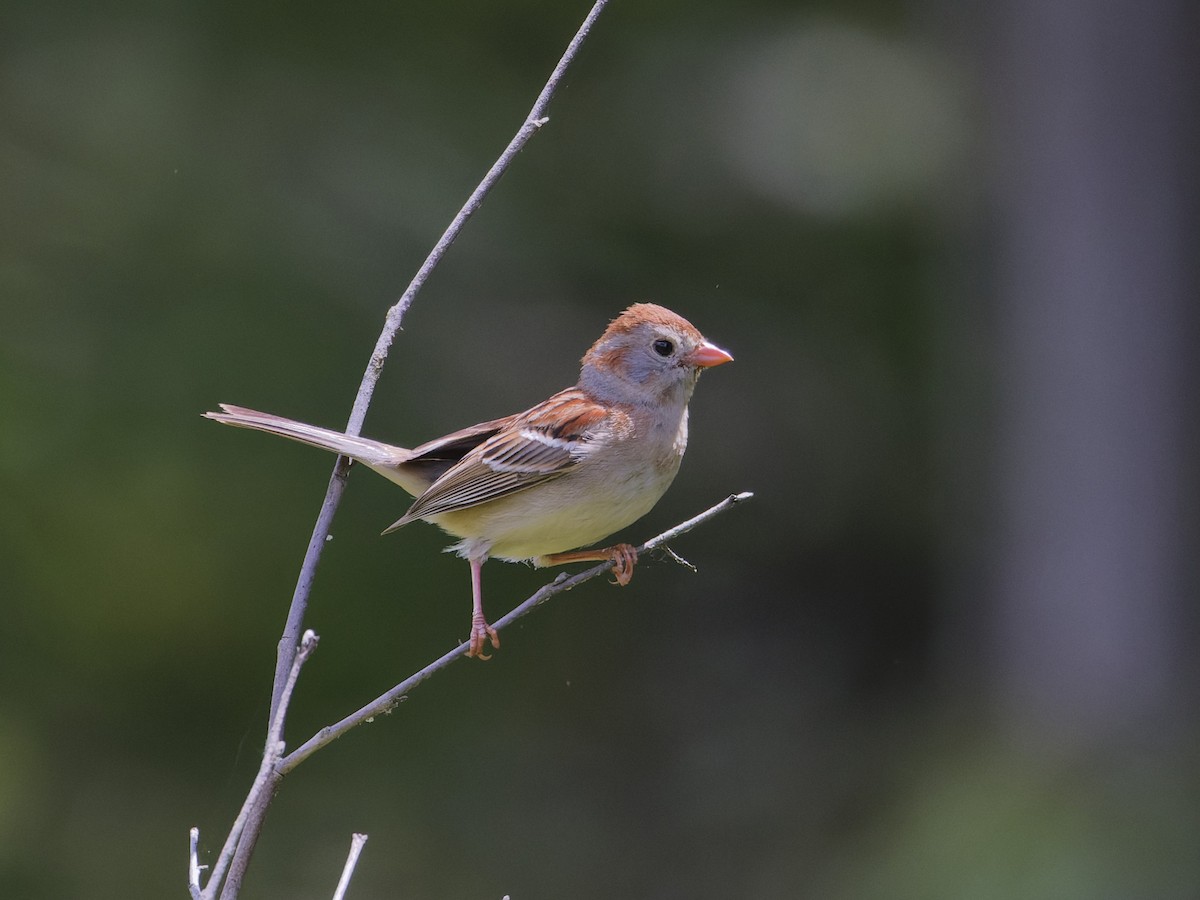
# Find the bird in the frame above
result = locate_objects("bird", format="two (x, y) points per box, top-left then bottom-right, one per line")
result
(205, 303), (732, 658)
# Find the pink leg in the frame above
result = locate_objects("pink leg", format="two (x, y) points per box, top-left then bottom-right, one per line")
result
(466, 557), (500, 659)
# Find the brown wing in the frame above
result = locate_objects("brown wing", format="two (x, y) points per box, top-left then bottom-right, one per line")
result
(387, 388), (610, 528)
(395, 414), (519, 486)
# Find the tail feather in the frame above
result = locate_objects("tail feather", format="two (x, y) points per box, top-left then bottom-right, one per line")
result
(205, 404), (423, 495)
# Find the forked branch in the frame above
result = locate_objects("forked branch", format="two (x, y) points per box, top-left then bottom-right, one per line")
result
(279, 492), (753, 774)
(193, 3), (613, 897)
(266, 0), (614, 735)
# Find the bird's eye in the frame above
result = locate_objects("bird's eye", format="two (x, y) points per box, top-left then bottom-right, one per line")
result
(652, 338), (674, 357)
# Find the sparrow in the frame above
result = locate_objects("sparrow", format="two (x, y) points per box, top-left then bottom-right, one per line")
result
(206, 303), (732, 658)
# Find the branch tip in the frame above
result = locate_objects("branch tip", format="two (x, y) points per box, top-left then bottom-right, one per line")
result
(332, 833), (370, 900)
(660, 546), (697, 572)
(189, 827), (204, 899)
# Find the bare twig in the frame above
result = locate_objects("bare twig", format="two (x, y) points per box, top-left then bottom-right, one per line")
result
(266, 0), (613, 729)
(204, 631), (319, 900)
(189, 827), (204, 900)
(199, 4), (612, 897)
(332, 833), (369, 900)
(279, 492), (753, 773)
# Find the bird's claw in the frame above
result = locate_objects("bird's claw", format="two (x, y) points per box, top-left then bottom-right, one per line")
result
(466, 617), (500, 660)
(608, 543), (637, 586)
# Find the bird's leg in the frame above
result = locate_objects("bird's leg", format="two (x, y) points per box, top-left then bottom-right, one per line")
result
(467, 557), (500, 659)
(539, 544), (638, 586)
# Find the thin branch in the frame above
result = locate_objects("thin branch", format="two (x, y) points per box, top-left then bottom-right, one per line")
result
(331, 833), (369, 900)
(269, 466), (348, 728)
(204, 632), (319, 900)
(201, 4), (612, 897)
(279, 492), (753, 774)
(189, 827), (204, 900)
(212, 749), (281, 900)
(264, 0), (612, 729)
(266, 0), (611, 733)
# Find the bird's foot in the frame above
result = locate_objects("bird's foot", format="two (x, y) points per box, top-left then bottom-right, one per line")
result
(467, 614), (500, 660)
(607, 543), (637, 586)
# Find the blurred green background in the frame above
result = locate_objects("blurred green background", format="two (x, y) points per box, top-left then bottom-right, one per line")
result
(3, 0), (1198, 897)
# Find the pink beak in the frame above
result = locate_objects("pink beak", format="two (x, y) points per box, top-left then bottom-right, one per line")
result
(688, 340), (734, 368)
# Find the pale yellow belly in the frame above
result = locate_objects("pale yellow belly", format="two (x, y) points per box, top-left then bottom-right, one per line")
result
(429, 458), (680, 562)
